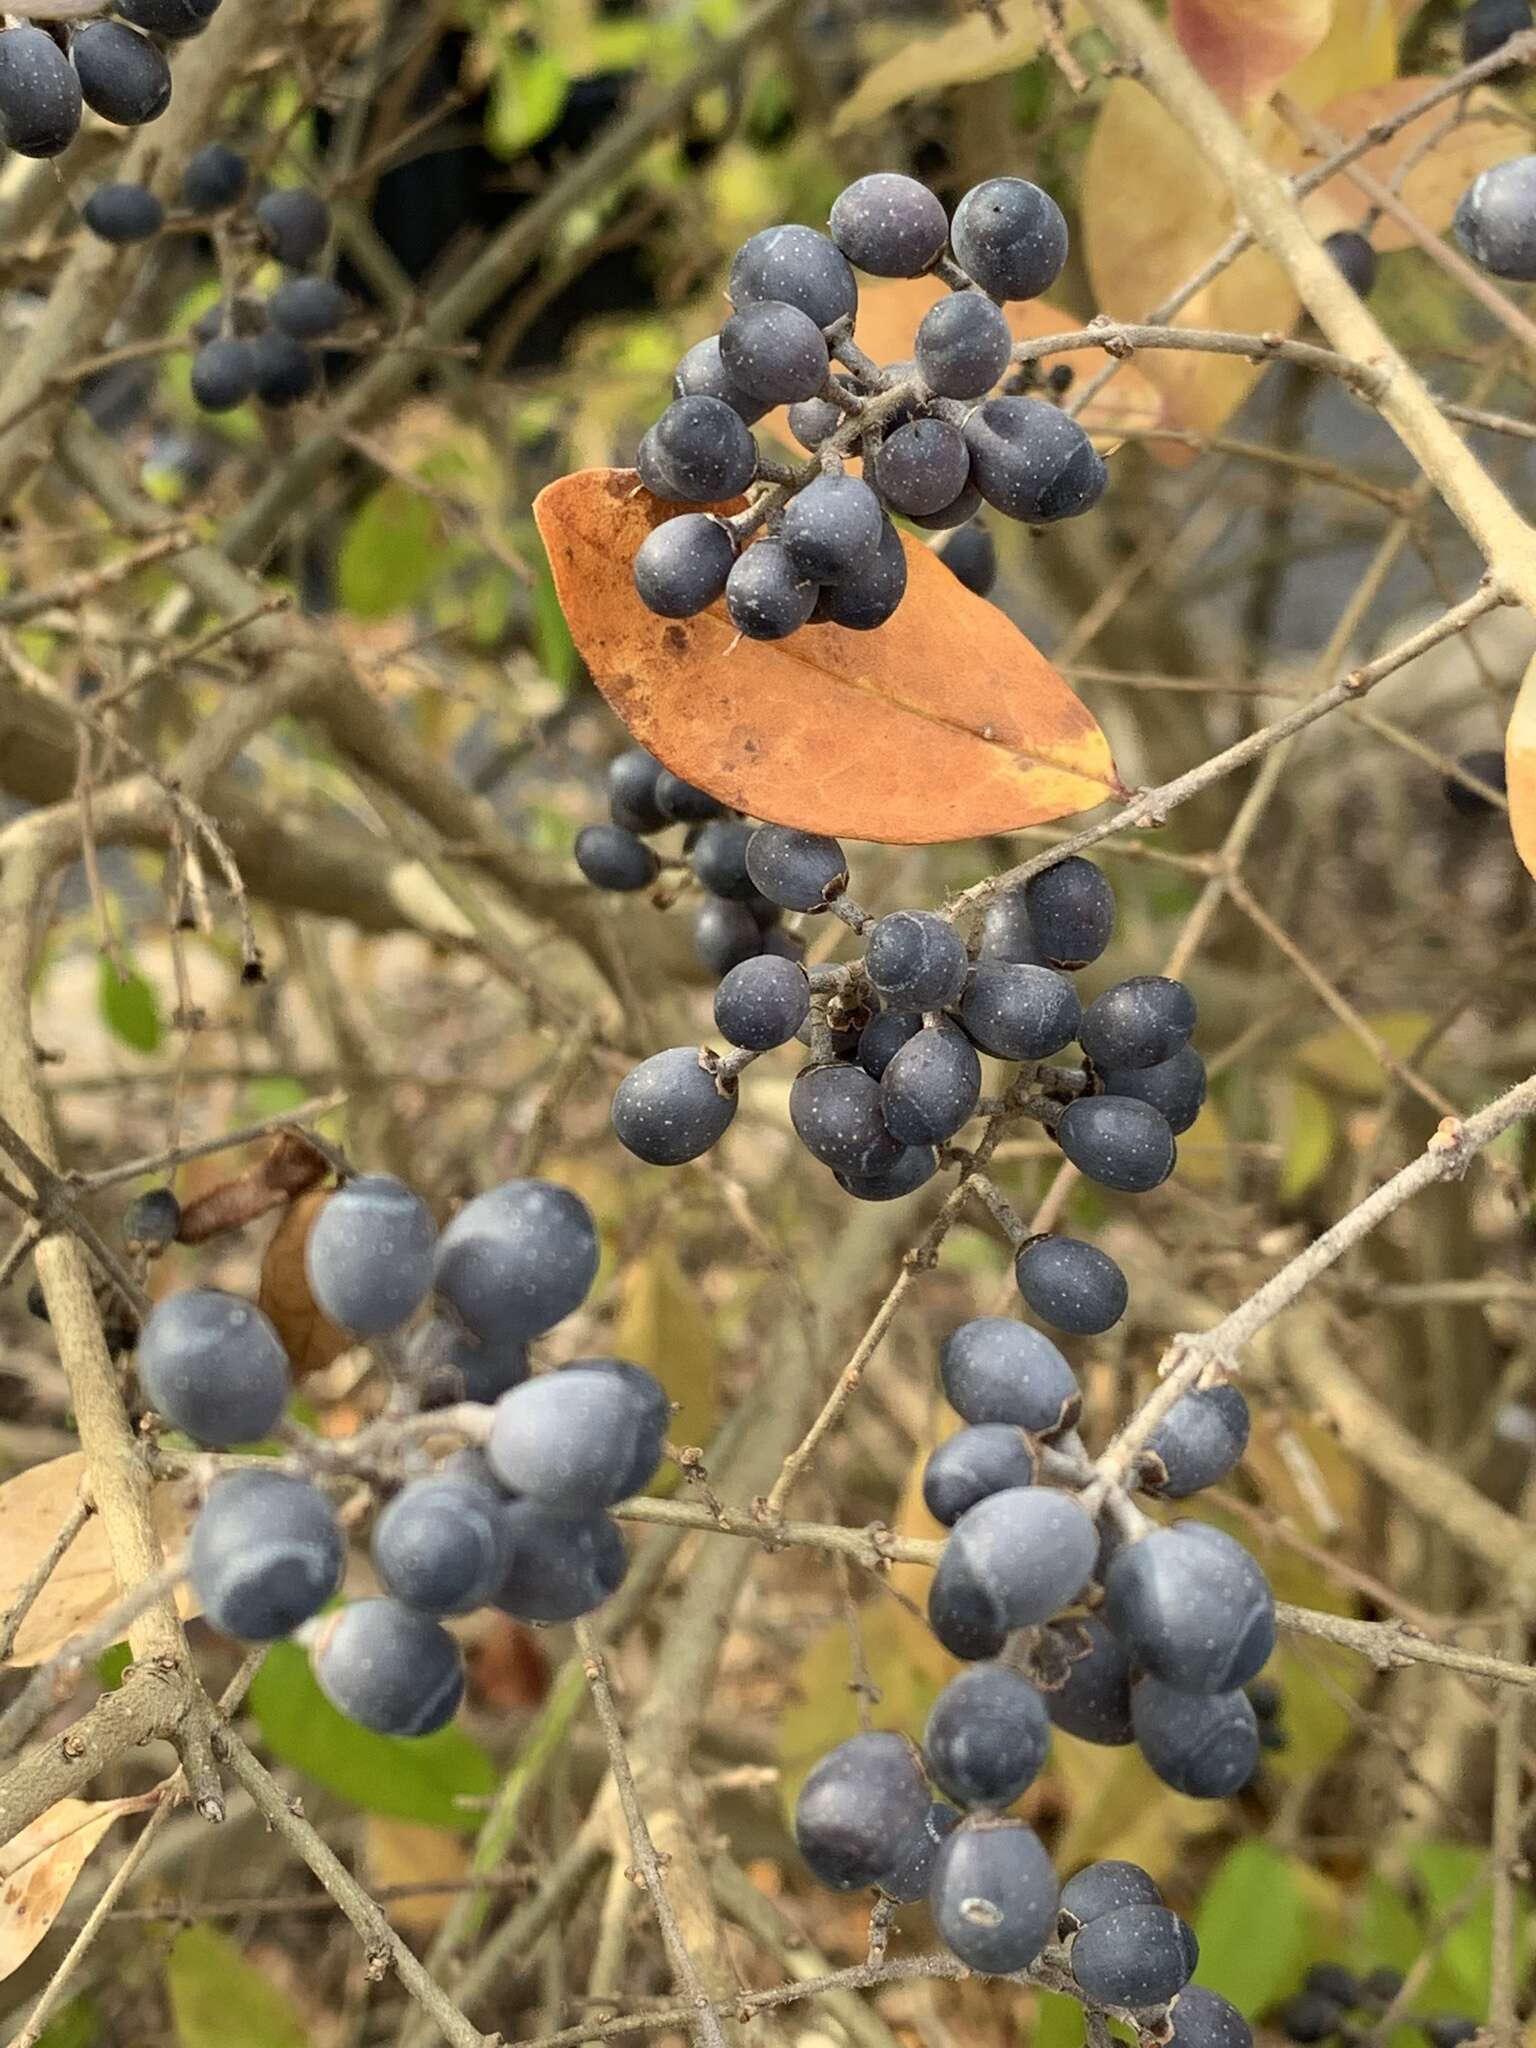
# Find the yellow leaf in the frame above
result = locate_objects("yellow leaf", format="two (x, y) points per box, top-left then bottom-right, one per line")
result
(1294, 1010), (1435, 1095)
(1280, 0), (1398, 106)
(0, 1795), (150, 1980)
(1082, 80), (1300, 439)
(0, 1453), (198, 1668)
(361, 1817), (469, 1942)
(1177, 1095), (1232, 1190)
(612, 1243), (717, 1456)
(1051, 1734), (1225, 1879)
(1278, 1077), (1337, 1202)
(832, 1), (1085, 135)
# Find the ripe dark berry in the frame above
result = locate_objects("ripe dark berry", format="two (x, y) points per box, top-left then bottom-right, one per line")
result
(1142, 1383), (1250, 1498)
(719, 299), (830, 405)
(794, 1730), (932, 1891)
(488, 1363), (666, 1511)
(938, 522), (998, 595)
(633, 513), (737, 617)
(1325, 229), (1377, 298)
(1044, 1618), (1135, 1746)
(790, 1061), (902, 1176)
(725, 537), (818, 639)
(655, 770), (723, 822)
(607, 747), (667, 834)
(1444, 746), (1506, 815)
(1279, 1995), (1345, 2044)
(835, 1143), (938, 1202)
(924, 1661), (1050, 1809)
(313, 1599), (464, 1736)
(915, 290), (1014, 399)
(649, 395), (757, 503)
(673, 335), (767, 423)
(856, 1008), (922, 1079)
(1104, 1522), (1275, 1692)
(694, 898), (766, 974)
(1454, 155), (1536, 279)
(929, 1816), (1058, 1973)
(1423, 2021), (1479, 2048)
(115, 0), (221, 35)
(882, 1801), (959, 1902)
(433, 1178), (598, 1342)
(250, 331), (319, 408)
(1362, 1969), (1405, 2008)
(409, 1316), (529, 1404)
(714, 954), (810, 1050)
(980, 887), (1042, 964)
(268, 276), (350, 340)
(1305, 1965), (1360, 2008)
(1071, 1903), (1199, 2007)
(781, 472), (884, 584)
(0, 24), (81, 156)
(880, 1021), (981, 1145)
(304, 1175), (435, 1336)
(82, 182), (164, 244)
(929, 1486), (1097, 1656)
(865, 910), (966, 1009)
(728, 223), (857, 329)
(922, 1424), (1035, 1526)
(1057, 1095), (1177, 1193)
(71, 22), (172, 126)
(188, 1470), (343, 1639)
(180, 142), (247, 212)
(829, 173), (948, 277)
(1058, 1858), (1162, 1928)
(963, 397), (1107, 524)
(123, 1185), (180, 1251)
(950, 178), (1069, 302)
(1097, 1044), (1207, 1136)
(787, 392), (844, 449)
(495, 1501), (629, 1620)
(812, 515), (909, 629)
(575, 822), (659, 892)
(1463, 0), (1533, 64)
(958, 960), (1080, 1060)
(690, 819), (757, 900)
(138, 1288), (289, 1446)
(190, 338), (257, 413)
(613, 1046), (737, 1165)
(1024, 857), (1115, 968)
(254, 186), (330, 268)
(372, 1474), (507, 1615)
(746, 825), (848, 911)
(941, 1317), (1080, 1435)
(1170, 1987), (1254, 2048)
(872, 419), (971, 518)
(1132, 1677), (1260, 1798)
(1014, 1236), (1127, 1337)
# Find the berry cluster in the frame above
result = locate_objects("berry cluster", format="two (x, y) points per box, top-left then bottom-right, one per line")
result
(132, 1170), (668, 1738)
(82, 148), (342, 413)
(1279, 1966), (1477, 2048)
(630, 172), (1104, 641)
(0, 2), (210, 161)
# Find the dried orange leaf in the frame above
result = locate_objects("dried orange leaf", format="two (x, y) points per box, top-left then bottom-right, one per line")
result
(1507, 649), (1536, 883)
(1171, 0), (1332, 118)
(534, 469), (1123, 845)
(361, 1818), (470, 1941)
(1083, 80), (1300, 440)
(1297, 80), (1520, 252)
(258, 1191), (351, 1377)
(0, 1794), (151, 1978)
(0, 1453), (197, 1668)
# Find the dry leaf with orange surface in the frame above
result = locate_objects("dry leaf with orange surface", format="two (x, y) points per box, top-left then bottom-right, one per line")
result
(1171, 0), (1332, 118)
(0, 1793), (153, 1978)
(1506, 648), (1536, 882)
(534, 469), (1123, 845)
(258, 1189), (351, 1376)
(1295, 79), (1521, 249)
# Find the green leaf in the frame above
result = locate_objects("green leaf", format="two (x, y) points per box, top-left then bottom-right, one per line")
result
(165, 1927), (309, 2048)
(33, 1997), (98, 2048)
(337, 484), (446, 619)
(97, 956), (164, 1054)
(1407, 1840), (1530, 2015)
(1193, 1841), (1310, 2016)
(247, 1641), (495, 1831)
(487, 43), (569, 157)
(244, 1075), (309, 1119)
(1295, 1011), (1435, 1097)
(1033, 1990), (1089, 2048)
(532, 555), (577, 687)
(1278, 1077), (1337, 1202)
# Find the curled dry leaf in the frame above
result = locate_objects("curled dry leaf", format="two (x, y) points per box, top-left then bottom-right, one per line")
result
(1172, 0), (1332, 119)
(0, 1793), (153, 1978)
(831, 0), (1085, 135)
(177, 1129), (328, 1245)
(0, 1452), (197, 1668)
(534, 468), (1123, 845)
(1506, 649), (1536, 883)
(258, 1189), (351, 1377)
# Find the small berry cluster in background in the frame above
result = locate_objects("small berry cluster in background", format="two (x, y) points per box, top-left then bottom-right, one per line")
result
(0, 1), (219, 161)
(1278, 1964), (1478, 2048)
(630, 172), (1105, 641)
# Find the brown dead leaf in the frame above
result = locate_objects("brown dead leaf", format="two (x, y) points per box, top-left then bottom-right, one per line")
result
(0, 1794), (152, 1978)
(465, 1611), (549, 1712)
(533, 469), (1123, 845)
(1506, 649), (1536, 882)
(1171, 0), (1331, 118)
(1297, 80), (1520, 251)
(361, 1817), (470, 1942)
(258, 1191), (351, 1376)
(0, 1453), (197, 1668)
(177, 1130), (328, 1245)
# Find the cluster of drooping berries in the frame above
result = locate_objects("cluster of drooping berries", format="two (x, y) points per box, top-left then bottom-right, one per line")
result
(127, 1171), (669, 1738)
(628, 171), (1104, 641)
(81, 147), (344, 413)
(1279, 1967), (1478, 2048)
(0, 2), (216, 161)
